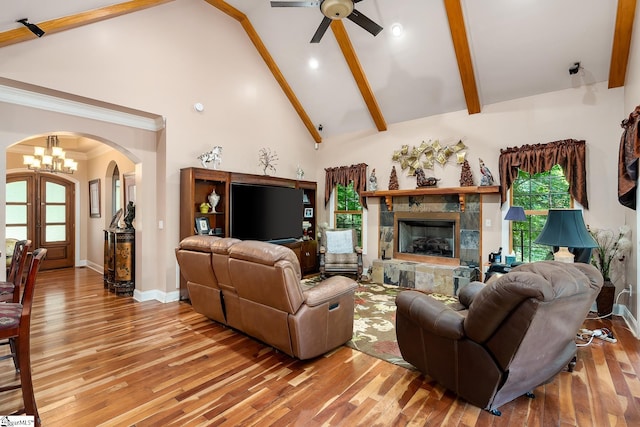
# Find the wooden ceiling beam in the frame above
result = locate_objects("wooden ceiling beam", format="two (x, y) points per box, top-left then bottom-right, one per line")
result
(205, 0), (322, 143)
(608, 0), (637, 88)
(0, 0), (174, 48)
(443, 0), (481, 115)
(330, 20), (387, 132)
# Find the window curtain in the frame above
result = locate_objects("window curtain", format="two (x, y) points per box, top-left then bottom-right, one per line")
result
(618, 105), (640, 209)
(498, 139), (589, 209)
(324, 163), (368, 209)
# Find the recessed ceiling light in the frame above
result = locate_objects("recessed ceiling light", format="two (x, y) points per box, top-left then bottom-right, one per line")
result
(390, 23), (404, 38)
(308, 58), (319, 70)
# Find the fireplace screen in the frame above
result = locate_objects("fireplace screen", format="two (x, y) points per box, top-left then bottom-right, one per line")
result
(397, 219), (456, 258)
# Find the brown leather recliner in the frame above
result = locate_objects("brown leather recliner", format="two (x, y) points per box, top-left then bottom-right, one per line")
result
(395, 261), (603, 415)
(176, 236), (358, 360)
(228, 240), (357, 360)
(175, 235), (225, 324)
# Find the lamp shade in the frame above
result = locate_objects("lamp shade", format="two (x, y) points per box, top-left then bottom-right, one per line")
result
(534, 209), (598, 248)
(505, 206), (526, 221)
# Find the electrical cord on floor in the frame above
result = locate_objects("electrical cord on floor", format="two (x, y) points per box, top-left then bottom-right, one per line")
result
(585, 288), (630, 320)
(576, 327), (617, 346)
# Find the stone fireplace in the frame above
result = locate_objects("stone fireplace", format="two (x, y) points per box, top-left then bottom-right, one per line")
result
(364, 186), (498, 295)
(378, 193), (481, 267)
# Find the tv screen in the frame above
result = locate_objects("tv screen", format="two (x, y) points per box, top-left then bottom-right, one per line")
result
(231, 183), (303, 242)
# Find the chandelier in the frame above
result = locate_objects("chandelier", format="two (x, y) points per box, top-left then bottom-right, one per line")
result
(23, 135), (78, 174)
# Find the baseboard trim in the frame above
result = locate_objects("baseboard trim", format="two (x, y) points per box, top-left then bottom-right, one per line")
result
(134, 289), (180, 303)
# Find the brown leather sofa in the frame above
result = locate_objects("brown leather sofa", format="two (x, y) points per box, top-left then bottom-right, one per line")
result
(176, 235), (358, 360)
(395, 261), (603, 415)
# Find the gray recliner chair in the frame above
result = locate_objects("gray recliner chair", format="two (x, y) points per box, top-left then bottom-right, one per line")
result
(395, 261), (603, 415)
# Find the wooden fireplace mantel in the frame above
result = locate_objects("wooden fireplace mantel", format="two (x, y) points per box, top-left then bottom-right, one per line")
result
(361, 185), (500, 211)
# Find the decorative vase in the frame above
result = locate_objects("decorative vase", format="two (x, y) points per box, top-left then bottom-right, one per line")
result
(199, 203), (211, 213)
(596, 280), (615, 319)
(208, 189), (220, 213)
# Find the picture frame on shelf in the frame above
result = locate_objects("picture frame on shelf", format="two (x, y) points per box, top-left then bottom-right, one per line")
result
(304, 207), (313, 218)
(195, 217), (211, 235)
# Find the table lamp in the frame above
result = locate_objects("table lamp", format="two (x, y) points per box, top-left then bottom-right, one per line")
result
(534, 209), (598, 263)
(505, 206), (526, 261)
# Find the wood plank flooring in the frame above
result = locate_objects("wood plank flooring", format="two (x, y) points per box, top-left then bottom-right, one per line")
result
(0, 267), (639, 426)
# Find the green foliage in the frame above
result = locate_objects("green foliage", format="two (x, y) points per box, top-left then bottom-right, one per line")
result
(510, 165), (571, 262)
(336, 183), (363, 246)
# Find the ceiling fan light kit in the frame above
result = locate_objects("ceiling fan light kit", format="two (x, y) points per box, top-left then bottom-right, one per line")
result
(321, 0), (354, 19)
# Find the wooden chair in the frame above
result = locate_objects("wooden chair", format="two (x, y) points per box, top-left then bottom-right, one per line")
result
(0, 239), (32, 303)
(0, 248), (47, 426)
(319, 229), (363, 280)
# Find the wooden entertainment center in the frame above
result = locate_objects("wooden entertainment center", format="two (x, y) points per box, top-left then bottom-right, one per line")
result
(179, 167), (318, 300)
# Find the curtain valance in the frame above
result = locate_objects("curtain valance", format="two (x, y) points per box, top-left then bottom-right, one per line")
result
(324, 163), (368, 209)
(498, 139), (588, 208)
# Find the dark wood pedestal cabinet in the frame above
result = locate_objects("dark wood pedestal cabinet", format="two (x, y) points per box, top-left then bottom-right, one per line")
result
(104, 228), (135, 296)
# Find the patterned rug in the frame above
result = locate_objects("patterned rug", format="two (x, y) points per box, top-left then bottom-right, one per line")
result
(301, 277), (462, 368)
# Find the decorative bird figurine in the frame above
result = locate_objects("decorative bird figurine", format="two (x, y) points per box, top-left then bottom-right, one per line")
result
(479, 158), (494, 186)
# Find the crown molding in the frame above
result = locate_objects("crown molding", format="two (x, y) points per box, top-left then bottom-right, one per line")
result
(0, 82), (165, 132)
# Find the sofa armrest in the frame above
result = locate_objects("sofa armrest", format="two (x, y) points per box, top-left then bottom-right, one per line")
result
(303, 276), (357, 307)
(458, 281), (486, 308)
(395, 290), (465, 340)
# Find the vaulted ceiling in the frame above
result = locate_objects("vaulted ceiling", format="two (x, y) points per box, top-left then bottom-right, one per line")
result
(0, 0), (636, 145)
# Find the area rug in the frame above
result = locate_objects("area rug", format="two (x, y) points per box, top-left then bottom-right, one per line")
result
(301, 277), (462, 369)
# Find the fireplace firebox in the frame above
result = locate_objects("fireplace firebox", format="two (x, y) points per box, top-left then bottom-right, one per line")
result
(394, 212), (460, 265)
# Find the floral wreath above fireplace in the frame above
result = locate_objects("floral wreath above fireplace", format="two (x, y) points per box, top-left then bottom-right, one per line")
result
(392, 139), (467, 176)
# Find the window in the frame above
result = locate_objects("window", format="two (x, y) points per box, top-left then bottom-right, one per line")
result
(510, 165), (573, 262)
(112, 165), (121, 216)
(334, 182), (363, 246)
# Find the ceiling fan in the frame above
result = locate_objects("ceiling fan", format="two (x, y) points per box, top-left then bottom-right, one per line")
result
(270, 0), (383, 43)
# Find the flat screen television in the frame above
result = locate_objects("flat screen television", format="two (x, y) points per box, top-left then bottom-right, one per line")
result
(230, 183), (303, 242)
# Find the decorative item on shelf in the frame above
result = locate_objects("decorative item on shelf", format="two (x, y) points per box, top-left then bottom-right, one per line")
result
(199, 202), (211, 213)
(296, 165), (305, 180)
(388, 166), (399, 190)
(197, 146), (222, 169)
(258, 148), (278, 175)
(479, 158), (495, 186)
(208, 189), (220, 212)
(415, 168), (440, 188)
(123, 201), (135, 229)
(391, 139), (467, 176)
(368, 168), (378, 191)
(534, 209), (598, 263)
(459, 159), (474, 186)
(23, 135), (78, 174)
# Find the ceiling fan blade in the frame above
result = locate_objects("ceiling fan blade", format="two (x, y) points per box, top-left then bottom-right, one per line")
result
(347, 9), (383, 37)
(310, 16), (332, 43)
(270, 1), (320, 7)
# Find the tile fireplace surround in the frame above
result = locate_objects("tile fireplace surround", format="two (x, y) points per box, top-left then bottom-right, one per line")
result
(362, 186), (499, 293)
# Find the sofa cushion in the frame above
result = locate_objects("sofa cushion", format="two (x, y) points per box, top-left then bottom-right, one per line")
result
(179, 235), (219, 252)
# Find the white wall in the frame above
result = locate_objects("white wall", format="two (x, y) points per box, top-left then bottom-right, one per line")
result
(0, 0), (317, 297)
(316, 82), (626, 274)
(0, 0), (636, 321)
(622, 2), (640, 330)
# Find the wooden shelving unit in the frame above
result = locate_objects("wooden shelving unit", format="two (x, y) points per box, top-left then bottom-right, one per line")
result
(179, 167), (318, 299)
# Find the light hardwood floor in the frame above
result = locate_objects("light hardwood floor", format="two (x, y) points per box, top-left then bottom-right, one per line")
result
(0, 267), (639, 426)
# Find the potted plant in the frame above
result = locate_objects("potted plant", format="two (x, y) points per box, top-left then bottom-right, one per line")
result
(589, 225), (632, 318)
